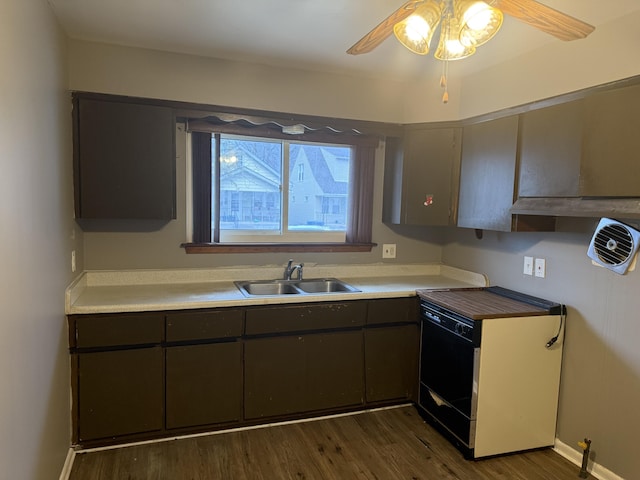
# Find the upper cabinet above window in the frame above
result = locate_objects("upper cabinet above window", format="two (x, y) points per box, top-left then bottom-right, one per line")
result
(72, 93), (176, 222)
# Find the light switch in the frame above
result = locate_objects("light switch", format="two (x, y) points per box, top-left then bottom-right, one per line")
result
(535, 258), (546, 278)
(523, 256), (534, 276)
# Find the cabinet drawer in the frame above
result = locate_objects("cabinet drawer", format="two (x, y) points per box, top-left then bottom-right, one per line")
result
(245, 301), (366, 335)
(366, 297), (418, 325)
(73, 313), (164, 348)
(166, 309), (243, 342)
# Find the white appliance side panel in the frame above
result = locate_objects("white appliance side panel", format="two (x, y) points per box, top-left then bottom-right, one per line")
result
(474, 314), (563, 458)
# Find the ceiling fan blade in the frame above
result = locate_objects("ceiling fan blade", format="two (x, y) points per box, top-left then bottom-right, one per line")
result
(490, 0), (595, 41)
(347, 0), (425, 55)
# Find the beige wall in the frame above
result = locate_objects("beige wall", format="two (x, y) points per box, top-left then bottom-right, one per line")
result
(459, 10), (640, 118)
(81, 124), (446, 270)
(0, 0), (78, 479)
(443, 221), (640, 479)
(66, 10), (640, 478)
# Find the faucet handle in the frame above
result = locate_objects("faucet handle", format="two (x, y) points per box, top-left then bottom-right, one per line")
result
(284, 259), (294, 280)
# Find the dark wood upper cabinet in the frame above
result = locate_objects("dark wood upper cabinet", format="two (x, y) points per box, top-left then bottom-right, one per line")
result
(457, 116), (519, 232)
(519, 83), (640, 200)
(581, 83), (640, 197)
(383, 126), (461, 226)
(72, 94), (176, 220)
(518, 99), (585, 198)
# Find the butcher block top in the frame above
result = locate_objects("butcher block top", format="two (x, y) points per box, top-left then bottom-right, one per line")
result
(416, 287), (560, 320)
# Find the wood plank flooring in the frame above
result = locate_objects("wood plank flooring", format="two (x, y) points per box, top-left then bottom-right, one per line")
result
(69, 406), (588, 480)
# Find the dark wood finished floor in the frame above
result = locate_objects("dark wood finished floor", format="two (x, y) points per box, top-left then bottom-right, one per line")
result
(69, 406), (588, 480)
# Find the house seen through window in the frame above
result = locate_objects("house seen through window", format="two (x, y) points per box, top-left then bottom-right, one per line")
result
(215, 135), (352, 242)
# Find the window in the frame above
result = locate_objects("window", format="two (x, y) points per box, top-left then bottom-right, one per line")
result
(186, 117), (377, 253)
(215, 135), (350, 242)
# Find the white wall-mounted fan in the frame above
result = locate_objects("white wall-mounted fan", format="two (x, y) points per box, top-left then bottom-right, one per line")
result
(587, 218), (640, 275)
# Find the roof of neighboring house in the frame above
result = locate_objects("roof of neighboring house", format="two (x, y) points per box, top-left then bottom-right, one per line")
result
(219, 141), (349, 195)
(291, 145), (349, 195)
(220, 144), (280, 192)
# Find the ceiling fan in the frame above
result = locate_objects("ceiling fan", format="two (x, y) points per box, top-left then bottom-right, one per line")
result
(346, 0), (594, 102)
(347, 0), (595, 56)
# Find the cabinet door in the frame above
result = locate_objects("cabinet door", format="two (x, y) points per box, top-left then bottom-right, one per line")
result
(73, 95), (176, 220)
(518, 100), (584, 197)
(581, 84), (640, 196)
(77, 347), (163, 442)
(365, 325), (419, 403)
(457, 116), (519, 232)
(244, 331), (364, 419)
(166, 342), (243, 429)
(384, 127), (461, 226)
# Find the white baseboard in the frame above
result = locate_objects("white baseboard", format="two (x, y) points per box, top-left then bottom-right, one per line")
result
(554, 439), (625, 480)
(58, 448), (75, 480)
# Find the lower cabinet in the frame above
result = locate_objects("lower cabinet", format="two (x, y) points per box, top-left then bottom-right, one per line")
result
(244, 331), (364, 419)
(77, 347), (163, 442)
(165, 342), (243, 429)
(364, 325), (419, 403)
(70, 297), (421, 446)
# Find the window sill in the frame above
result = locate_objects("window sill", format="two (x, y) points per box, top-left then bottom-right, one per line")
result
(181, 242), (376, 254)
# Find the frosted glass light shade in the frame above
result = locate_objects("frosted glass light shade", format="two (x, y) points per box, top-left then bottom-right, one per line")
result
(393, 2), (443, 55)
(434, 16), (476, 60)
(457, 0), (503, 47)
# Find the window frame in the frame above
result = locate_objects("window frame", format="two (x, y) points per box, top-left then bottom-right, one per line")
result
(183, 118), (378, 254)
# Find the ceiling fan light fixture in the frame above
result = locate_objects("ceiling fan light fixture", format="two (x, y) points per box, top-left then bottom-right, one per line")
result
(457, 0), (503, 47)
(392, 2), (442, 55)
(434, 15), (476, 61)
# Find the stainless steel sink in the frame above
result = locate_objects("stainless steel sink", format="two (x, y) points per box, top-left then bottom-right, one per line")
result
(235, 278), (360, 297)
(239, 281), (301, 296)
(295, 279), (360, 294)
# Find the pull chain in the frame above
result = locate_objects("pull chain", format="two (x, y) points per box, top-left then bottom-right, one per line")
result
(440, 4), (452, 104)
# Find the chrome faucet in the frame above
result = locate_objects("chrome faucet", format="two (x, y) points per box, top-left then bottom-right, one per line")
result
(284, 259), (304, 280)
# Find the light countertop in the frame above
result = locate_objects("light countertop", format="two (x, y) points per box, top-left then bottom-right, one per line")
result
(66, 263), (488, 315)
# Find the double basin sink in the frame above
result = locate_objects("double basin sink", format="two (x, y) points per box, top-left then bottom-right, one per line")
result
(235, 278), (361, 297)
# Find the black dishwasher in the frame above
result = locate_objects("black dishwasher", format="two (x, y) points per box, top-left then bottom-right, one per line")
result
(416, 286), (563, 459)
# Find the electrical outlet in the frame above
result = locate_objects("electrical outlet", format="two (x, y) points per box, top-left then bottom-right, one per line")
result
(523, 256), (534, 275)
(535, 258), (546, 278)
(382, 244), (396, 259)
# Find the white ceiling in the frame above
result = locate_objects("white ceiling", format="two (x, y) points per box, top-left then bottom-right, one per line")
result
(48, 0), (640, 81)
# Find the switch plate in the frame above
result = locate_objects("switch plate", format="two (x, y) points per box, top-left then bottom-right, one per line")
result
(523, 256), (534, 276)
(382, 244), (396, 259)
(535, 258), (546, 278)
